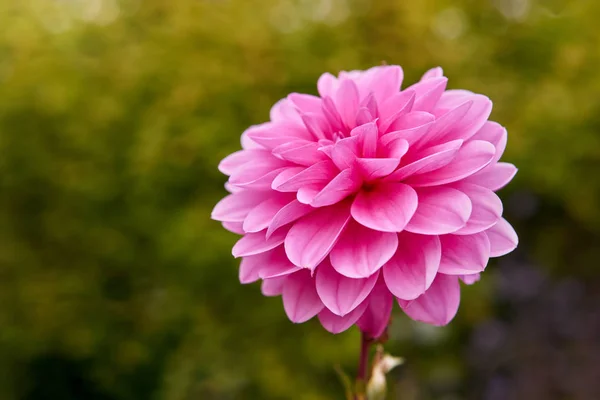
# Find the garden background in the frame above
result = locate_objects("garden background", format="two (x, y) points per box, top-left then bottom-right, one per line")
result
(2, 0), (600, 399)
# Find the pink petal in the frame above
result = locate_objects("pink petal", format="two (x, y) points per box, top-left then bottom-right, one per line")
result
(452, 183), (503, 235)
(380, 138), (409, 160)
(438, 232), (491, 275)
(404, 187), (472, 235)
(357, 278), (394, 339)
(229, 156), (290, 189)
(211, 191), (270, 222)
(315, 259), (379, 316)
(460, 273), (481, 285)
(243, 246), (301, 280)
(363, 65), (403, 103)
(383, 232), (441, 300)
(406, 77), (448, 111)
(272, 140), (328, 166)
(288, 93), (322, 113)
(310, 168), (362, 207)
(416, 100), (473, 147)
(486, 218), (518, 257)
(270, 98), (302, 123)
(239, 256), (261, 284)
(317, 72), (338, 98)
(261, 276), (287, 296)
(318, 300), (369, 334)
(406, 140), (495, 187)
(222, 221), (244, 235)
(464, 162), (518, 191)
(330, 220), (398, 278)
(272, 160), (337, 192)
(351, 182), (418, 232)
(469, 121), (507, 164)
(386, 111), (436, 145)
(218, 149), (270, 176)
(378, 90), (416, 133)
(245, 122), (310, 148)
(355, 107), (374, 126)
(351, 121), (379, 158)
(331, 135), (360, 170)
(335, 79), (360, 128)
(243, 195), (296, 233)
(297, 185), (323, 204)
(232, 227), (289, 258)
(282, 270), (325, 323)
(241, 129), (261, 149)
(301, 112), (330, 140)
(359, 93), (379, 120)
(322, 96), (344, 132)
(267, 199), (314, 238)
(355, 158), (400, 181)
(435, 95), (492, 143)
(385, 140), (463, 182)
(284, 201), (352, 270)
(400, 274), (460, 326)
(421, 67), (444, 80)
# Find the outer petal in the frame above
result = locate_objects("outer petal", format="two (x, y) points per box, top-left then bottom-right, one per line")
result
(222, 221), (244, 235)
(218, 149), (271, 175)
(435, 95), (492, 142)
(243, 195), (295, 233)
(211, 191), (270, 222)
(261, 276), (287, 297)
(406, 77), (448, 111)
(257, 246), (302, 279)
(284, 201), (352, 270)
(486, 218), (518, 257)
(361, 65), (403, 103)
(438, 232), (491, 275)
(232, 227), (290, 258)
(315, 259), (379, 316)
(451, 183), (503, 235)
(469, 121), (507, 164)
(272, 140), (328, 166)
(317, 72), (338, 98)
(318, 300), (369, 334)
(266, 199), (314, 238)
(383, 232), (441, 300)
(406, 140), (495, 187)
(357, 278), (394, 339)
(229, 155), (290, 189)
(330, 220), (398, 278)
(282, 270), (325, 323)
(351, 182), (418, 232)
(239, 256), (261, 284)
(405, 187), (472, 235)
(460, 273), (481, 285)
(399, 274), (460, 326)
(464, 162), (517, 191)
(421, 67), (444, 80)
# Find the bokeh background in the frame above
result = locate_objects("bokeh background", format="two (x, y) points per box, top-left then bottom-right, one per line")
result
(2, 0), (600, 399)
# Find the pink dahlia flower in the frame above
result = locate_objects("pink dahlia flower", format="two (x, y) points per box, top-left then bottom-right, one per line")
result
(212, 66), (518, 338)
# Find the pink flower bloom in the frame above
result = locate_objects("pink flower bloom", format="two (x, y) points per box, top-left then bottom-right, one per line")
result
(212, 66), (518, 337)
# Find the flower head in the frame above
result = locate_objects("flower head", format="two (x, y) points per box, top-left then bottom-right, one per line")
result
(212, 65), (518, 337)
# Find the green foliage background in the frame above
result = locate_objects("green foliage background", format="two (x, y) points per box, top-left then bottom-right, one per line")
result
(1, 0), (600, 399)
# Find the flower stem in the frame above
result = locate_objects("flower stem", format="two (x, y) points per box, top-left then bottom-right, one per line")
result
(355, 332), (372, 400)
